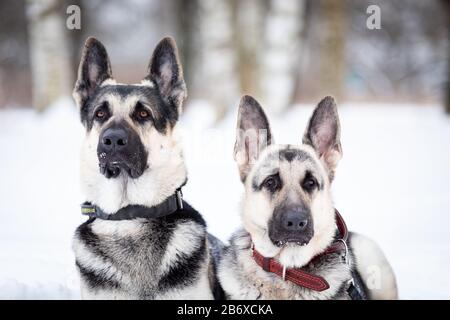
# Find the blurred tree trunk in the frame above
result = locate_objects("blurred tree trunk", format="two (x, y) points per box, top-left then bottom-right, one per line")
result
(259, 0), (305, 113)
(235, 0), (265, 97)
(0, 0), (30, 108)
(27, 0), (72, 111)
(173, 0), (198, 94)
(444, 0), (450, 114)
(195, 0), (239, 119)
(318, 0), (346, 101)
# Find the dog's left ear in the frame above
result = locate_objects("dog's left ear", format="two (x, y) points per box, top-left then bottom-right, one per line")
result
(303, 96), (342, 181)
(145, 37), (187, 113)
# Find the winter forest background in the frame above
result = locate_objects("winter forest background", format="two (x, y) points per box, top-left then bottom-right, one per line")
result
(1, 0), (449, 112)
(0, 0), (450, 299)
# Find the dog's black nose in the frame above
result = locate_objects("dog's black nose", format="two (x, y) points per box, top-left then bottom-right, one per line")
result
(269, 204), (314, 246)
(283, 211), (308, 232)
(101, 127), (128, 151)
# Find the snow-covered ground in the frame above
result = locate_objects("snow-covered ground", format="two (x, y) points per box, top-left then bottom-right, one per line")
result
(1, 98), (449, 299)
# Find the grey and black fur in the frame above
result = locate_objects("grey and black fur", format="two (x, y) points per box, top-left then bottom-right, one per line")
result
(72, 37), (223, 299)
(218, 95), (398, 300)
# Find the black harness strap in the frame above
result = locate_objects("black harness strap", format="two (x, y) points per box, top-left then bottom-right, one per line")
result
(347, 270), (367, 300)
(81, 188), (183, 220)
(347, 282), (364, 300)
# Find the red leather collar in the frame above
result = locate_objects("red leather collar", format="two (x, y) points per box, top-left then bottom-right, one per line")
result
(251, 209), (348, 292)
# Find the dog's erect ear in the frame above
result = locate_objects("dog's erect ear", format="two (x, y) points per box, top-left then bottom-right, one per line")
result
(73, 37), (112, 107)
(145, 37), (187, 113)
(234, 95), (273, 182)
(303, 96), (342, 181)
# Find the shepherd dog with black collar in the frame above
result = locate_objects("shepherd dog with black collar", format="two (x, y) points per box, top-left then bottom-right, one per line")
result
(218, 95), (398, 300)
(72, 37), (223, 299)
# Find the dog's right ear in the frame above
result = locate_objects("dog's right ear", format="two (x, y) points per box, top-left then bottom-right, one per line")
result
(303, 96), (342, 181)
(145, 37), (187, 114)
(73, 37), (112, 108)
(234, 95), (273, 182)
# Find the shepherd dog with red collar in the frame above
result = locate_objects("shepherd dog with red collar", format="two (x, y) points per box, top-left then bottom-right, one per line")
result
(218, 95), (397, 300)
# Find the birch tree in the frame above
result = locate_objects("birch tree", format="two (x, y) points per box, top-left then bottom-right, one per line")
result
(259, 0), (305, 113)
(318, 0), (346, 101)
(444, 0), (450, 114)
(235, 0), (265, 96)
(27, 0), (73, 111)
(194, 0), (239, 118)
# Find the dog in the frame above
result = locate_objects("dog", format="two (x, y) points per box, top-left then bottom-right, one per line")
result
(218, 95), (398, 300)
(72, 36), (223, 299)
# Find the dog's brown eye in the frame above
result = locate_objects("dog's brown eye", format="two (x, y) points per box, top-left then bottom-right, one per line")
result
(262, 174), (281, 193)
(302, 176), (317, 192)
(139, 110), (149, 119)
(95, 110), (106, 119)
(134, 103), (152, 123)
(94, 102), (109, 121)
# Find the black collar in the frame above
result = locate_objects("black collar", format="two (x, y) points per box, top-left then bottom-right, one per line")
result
(81, 188), (184, 221)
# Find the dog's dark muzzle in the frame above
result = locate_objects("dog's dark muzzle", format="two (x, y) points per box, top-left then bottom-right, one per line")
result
(97, 121), (148, 179)
(268, 204), (314, 247)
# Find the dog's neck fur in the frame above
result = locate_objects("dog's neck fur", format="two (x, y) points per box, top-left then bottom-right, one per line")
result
(82, 168), (187, 215)
(219, 228), (352, 300)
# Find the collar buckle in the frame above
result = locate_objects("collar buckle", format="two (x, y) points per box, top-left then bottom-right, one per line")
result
(81, 203), (96, 216)
(337, 238), (350, 265)
(176, 189), (183, 210)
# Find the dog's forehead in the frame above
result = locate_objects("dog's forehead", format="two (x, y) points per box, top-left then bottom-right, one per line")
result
(261, 144), (317, 167)
(94, 83), (157, 105)
(251, 144), (321, 182)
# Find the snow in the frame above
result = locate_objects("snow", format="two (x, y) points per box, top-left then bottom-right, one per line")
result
(1, 98), (449, 299)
